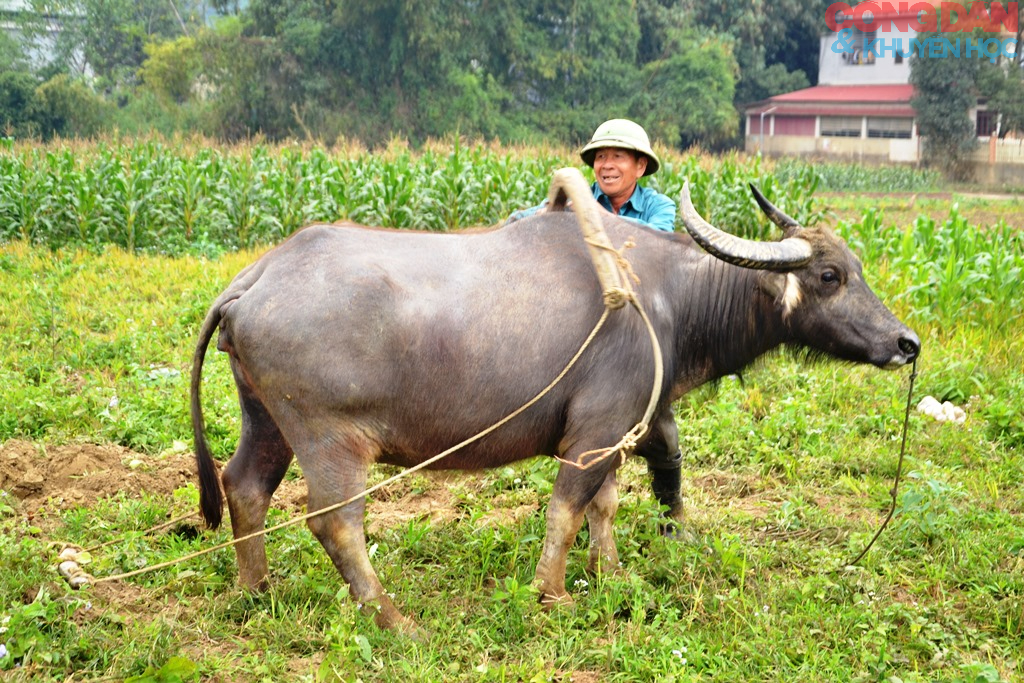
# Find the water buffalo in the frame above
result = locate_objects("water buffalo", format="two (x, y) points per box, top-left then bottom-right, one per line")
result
(190, 175), (919, 632)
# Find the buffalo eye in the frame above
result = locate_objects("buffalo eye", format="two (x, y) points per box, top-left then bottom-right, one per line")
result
(821, 269), (839, 284)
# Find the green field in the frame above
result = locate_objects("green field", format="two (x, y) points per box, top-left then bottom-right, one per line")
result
(1, 142), (1022, 682)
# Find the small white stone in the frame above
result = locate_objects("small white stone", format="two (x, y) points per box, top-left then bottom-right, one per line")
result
(68, 575), (90, 590)
(58, 547), (81, 562)
(58, 561), (81, 579)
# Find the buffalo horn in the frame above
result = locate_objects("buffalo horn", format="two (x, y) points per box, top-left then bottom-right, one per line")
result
(748, 183), (802, 230)
(679, 182), (813, 271)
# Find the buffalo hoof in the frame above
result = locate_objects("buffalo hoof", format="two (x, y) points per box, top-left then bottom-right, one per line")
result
(362, 596), (424, 639)
(537, 590), (574, 611)
(237, 576), (271, 593)
(659, 519), (697, 543)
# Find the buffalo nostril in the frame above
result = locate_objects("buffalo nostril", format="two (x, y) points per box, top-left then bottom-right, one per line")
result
(898, 337), (920, 359)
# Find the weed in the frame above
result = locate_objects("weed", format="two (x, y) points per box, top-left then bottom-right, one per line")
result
(0, 148), (1020, 681)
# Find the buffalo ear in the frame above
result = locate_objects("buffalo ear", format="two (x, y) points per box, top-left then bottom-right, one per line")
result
(782, 225), (804, 240)
(757, 271), (789, 300)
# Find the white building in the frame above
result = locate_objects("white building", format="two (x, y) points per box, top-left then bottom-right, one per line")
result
(743, 3), (1016, 165)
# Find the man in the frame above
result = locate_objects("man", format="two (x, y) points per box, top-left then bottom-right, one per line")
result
(508, 119), (686, 537)
(508, 118), (676, 232)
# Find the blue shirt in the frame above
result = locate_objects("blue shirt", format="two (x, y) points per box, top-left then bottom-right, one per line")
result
(508, 182), (677, 232)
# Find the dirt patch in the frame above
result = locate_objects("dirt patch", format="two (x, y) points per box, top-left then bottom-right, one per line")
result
(0, 439), (465, 531)
(692, 471), (762, 499)
(366, 484), (461, 535)
(0, 439), (196, 515)
(559, 672), (604, 683)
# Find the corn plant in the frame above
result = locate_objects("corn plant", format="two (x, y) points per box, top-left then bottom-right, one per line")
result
(777, 158), (943, 192)
(835, 206), (1024, 331)
(657, 153), (824, 240)
(0, 139), (826, 252)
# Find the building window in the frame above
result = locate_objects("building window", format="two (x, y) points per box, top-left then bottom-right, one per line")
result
(821, 116), (862, 137)
(867, 117), (913, 139)
(774, 116), (816, 136)
(838, 27), (877, 66)
(976, 110), (997, 137)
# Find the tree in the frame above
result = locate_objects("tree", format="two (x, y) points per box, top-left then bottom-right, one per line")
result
(0, 71), (42, 137)
(226, 0), (646, 145)
(515, 0), (641, 141)
(35, 73), (109, 138)
(985, 69), (1024, 135)
(632, 32), (739, 150)
(736, 63), (810, 110)
(975, 1), (1024, 136)
(677, 0), (831, 103)
(0, 27), (28, 74)
(909, 31), (980, 178)
(139, 36), (201, 104)
(31, 0), (205, 89)
(910, 2), (1024, 172)
(977, 53), (1024, 138)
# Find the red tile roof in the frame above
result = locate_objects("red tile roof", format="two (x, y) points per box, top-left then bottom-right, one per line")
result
(746, 84), (916, 117)
(771, 84), (914, 103)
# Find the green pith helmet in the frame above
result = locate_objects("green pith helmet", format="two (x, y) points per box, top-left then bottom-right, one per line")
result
(579, 119), (661, 176)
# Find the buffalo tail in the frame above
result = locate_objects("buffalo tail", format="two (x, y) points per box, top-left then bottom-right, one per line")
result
(190, 299), (225, 529)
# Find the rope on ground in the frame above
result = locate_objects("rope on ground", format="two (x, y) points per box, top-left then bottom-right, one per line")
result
(60, 167), (666, 587)
(79, 511), (200, 554)
(90, 307), (617, 584)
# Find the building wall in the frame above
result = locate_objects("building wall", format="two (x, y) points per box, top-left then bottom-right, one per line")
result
(970, 137), (1024, 164)
(970, 162), (1024, 187)
(749, 115), (816, 136)
(818, 29), (914, 85)
(746, 133), (919, 163)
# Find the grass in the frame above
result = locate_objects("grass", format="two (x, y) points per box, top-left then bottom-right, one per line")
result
(0, 149), (1022, 681)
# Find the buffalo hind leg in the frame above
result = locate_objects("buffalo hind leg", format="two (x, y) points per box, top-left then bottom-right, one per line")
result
(584, 471), (620, 575)
(221, 373), (294, 590)
(535, 452), (617, 606)
(300, 444), (417, 634)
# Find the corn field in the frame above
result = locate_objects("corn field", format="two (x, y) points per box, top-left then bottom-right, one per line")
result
(1, 136), (1019, 333)
(0, 137), (827, 254)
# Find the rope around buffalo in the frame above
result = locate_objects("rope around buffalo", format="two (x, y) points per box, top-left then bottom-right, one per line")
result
(64, 170), (665, 587)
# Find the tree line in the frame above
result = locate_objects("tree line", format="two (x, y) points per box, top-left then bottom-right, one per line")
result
(1, 0), (1021, 170)
(1, 0), (829, 148)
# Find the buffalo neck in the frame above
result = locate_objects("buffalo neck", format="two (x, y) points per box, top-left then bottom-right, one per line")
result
(669, 255), (790, 382)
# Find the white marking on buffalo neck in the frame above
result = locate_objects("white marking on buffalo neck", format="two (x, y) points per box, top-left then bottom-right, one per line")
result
(782, 273), (803, 317)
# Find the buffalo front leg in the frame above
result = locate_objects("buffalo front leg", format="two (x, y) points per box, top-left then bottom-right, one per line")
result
(535, 456), (616, 606)
(303, 458), (416, 633)
(584, 471), (620, 575)
(638, 408), (690, 539)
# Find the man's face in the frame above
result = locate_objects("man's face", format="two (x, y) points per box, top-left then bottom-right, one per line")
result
(593, 147), (647, 203)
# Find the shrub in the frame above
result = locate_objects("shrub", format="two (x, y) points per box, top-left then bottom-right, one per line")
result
(0, 70), (42, 138)
(35, 75), (110, 139)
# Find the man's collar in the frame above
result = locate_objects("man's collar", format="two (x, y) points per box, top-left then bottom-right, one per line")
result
(594, 182), (643, 212)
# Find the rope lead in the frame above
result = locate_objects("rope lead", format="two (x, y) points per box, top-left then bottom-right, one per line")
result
(60, 167), (664, 587)
(840, 358), (919, 570)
